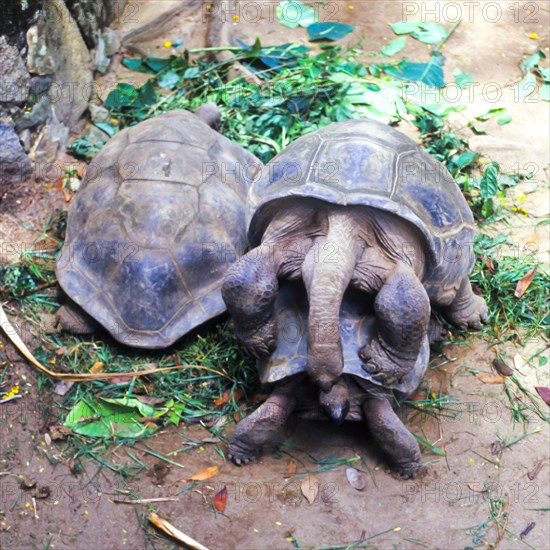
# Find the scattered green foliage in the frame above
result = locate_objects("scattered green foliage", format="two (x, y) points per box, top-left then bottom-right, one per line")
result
(471, 234), (549, 339)
(307, 22), (355, 42)
(389, 20), (447, 45)
(516, 48), (549, 101)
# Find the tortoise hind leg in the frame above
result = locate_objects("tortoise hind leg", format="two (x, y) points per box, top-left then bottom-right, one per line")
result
(360, 266), (430, 385)
(443, 278), (488, 330)
(228, 376), (301, 465)
(56, 297), (98, 334)
(222, 205), (316, 359)
(363, 397), (421, 479)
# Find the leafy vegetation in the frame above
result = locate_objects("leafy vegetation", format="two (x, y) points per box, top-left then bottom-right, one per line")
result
(471, 234), (549, 340)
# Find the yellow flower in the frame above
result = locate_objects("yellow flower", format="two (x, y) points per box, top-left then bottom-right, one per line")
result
(233, 15), (239, 22)
(512, 206), (528, 215)
(528, 33), (539, 39)
(514, 190), (526, 202)
(163, 41), (172, 48)
(348, 5), (354, 8)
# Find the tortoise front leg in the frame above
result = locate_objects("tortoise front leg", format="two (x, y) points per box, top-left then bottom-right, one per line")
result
(443, 278), (488, 330)
(228, 375), (302, 465)
(363, 397), (421, 479)
(360, 266), (430, 385)
(222, 244), (280, 358)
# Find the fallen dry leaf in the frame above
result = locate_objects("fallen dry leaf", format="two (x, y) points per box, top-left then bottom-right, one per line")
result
(468, 483), (487, 494)
(187, 465), (219, 481)
(53, 381), (74, 396)
(48, 425), (72, 441)
(233, 403), (247, 423)
(148, 512), (210, 550)
(283, 459), (297, 479)
(493, 358), (513, 377)
(527, 459), (546, 480)
(301, 474), (319, 505)
(534, 387), (550, 406)
(214, 387), (245, 407)
(514, 267), (537, 298)
(346, 467), (366, 491)
(90, 361), (105, 374)
(213, 486), (227, 512)
(484, 257), (496, 273)
(476, 373), (504, 384)
(61, 188), (72, 202)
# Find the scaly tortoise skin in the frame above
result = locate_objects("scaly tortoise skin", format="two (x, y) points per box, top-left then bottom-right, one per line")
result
(228, 281), (431, 479)
(56, 108), (261, 348)
(223, 119), (487, 472)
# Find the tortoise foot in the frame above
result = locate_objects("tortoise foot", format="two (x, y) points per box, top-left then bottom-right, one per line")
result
(228, 391), (295, 466)
(446, 294), (488, 330)
(227, 440), (259, 466)
(360, 335), (416, 385)
(392, 460), (422, 480)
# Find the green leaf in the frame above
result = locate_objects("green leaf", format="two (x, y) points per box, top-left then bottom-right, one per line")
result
(481, 198), (494, 218)
(480, 163), (499, 199)
(122, 57), (153, 73)
(101, 396), (157, 417)
(380, 37), (406, 57)
(537, 66), (550, 82)
(384, 53), (445, 87)
(144, 56), (171, 72)
(64, 398), (155, 439)
(520, 51), (542, 73)
(451, 151), (478, 171)
(403, 82), (465, 116)
(183, 67), (200, 79)
(250, 37), (263, 56)
(475, 107), (507, 121)
(308, 22), (355, 41)
(497, 115), (512, 125)
(104, 83), (139, 108)
(514, 72), (537, 98)
(540, 83), (550, 101)
(412, 434), (446, 456)
(276, 0), (317, 28)
(389, 21), (425, 34)
(453, 70), (474, 89)
(93, 122), (117, 137)
(136, 79), (157, 107)
(157, 70), (180, 90)
(389, 21), (447, 44)
(470, 123), (486, 134)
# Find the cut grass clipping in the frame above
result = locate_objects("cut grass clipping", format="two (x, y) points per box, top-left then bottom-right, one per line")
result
(2, 39), (548, 461)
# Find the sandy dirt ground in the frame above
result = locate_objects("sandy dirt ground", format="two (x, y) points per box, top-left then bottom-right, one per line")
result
(1, 1), (549, 549)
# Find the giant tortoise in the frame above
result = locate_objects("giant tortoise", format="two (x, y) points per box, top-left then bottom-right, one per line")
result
(222, 118), (487, 429)
(56, 106), (261, 348)
(228, 281), (435, 478)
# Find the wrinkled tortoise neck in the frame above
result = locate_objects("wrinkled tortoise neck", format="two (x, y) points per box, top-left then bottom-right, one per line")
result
(302, 209), (366, 391)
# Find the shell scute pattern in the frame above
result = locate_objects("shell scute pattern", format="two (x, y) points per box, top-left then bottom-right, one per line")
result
(56, 110), (258, 348)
